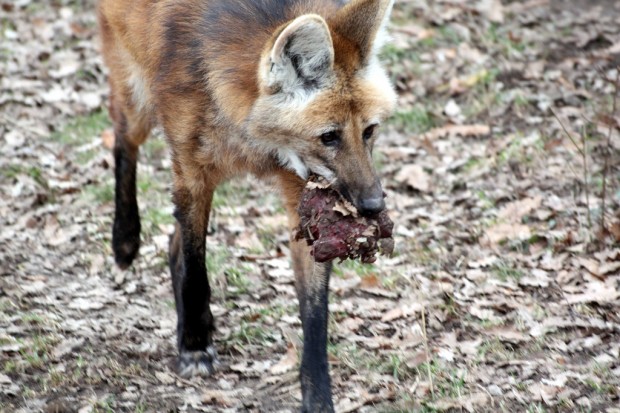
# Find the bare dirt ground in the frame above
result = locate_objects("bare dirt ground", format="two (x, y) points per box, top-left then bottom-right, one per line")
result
(1, 0), (620, 412)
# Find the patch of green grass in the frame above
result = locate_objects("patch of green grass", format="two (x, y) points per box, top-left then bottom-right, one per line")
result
(477, 317), (505, 329)
(206, 245), (231, 280)
(592, 362), (613, 380)
(45, 368), (67, 390)
(92, 395), (116, 413)
(560, 26), (573, 37)
(573, 303), (597, 317)
(382, 353), (413, 381)
(410, 25), (462, 53)
(255, 227), (277, 253)
(486, 24), (528, 57)
(328, 342), (363, 373)
(512, 91), (530, 109)
(515, 381), (528, 392)
(254, 303), (296, 321)
(18, 334), (57, 370)
(52, 109), (112, 165)
(557, 398), (575, 410)
(329, 342), (414, 381)
(373, 149), (386, 171)
(137, 177), (154, 195)
(583, 377), (615, 395)
(491, 262), (523, 281)
(439, 293), (460, 317)
(476, 338), (509, 362)
(0, 164), (22, 180)
(530, 303), (547, 321)
(207, 245), (258, 298)
(526, 403), (547, 413)
(0, 164), (48, 188)
(332, 259), (403, 290)
(27, 166), (47, 188)
(84, 181), (114, 205)
(462, 157), (483, 172)
(227, 321), (274, 347)
(0, 298), (13, 314)
(476, 190), (495, 210)
(380, 43), (410, 64)
(20, 312), (46, 325)
(212, 181), (251, 209)
(380, 42), (423, 83)
(418, 35), (437, 50)
(52, 109), (111, 146)
(134, 403), (148, 413)
(333, 259), (376, 278)
(380, 268), (410, 290)
(0, 18), (16, 39)
(225, 265), (252, 294)
(142, 138), (168, 161)
(3, 360), (17, 373)
(390, 105), (436, 134)
(21, 386), (36, 400)
(413, 360), (468, 400)
(437, 25), (462, 45)
(462, 69), (500, 119)
(142, 206), (174, 235)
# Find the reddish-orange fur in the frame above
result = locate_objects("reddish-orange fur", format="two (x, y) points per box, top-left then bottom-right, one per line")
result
(99, 0), (395, 410)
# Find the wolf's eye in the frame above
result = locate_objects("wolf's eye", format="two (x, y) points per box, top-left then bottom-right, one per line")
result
(363, 124), (377, 141)
(320, 130), (341, 147)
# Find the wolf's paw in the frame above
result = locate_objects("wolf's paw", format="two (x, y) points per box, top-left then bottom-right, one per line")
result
(178, 346), (220, 378)
(113, 212), (141, 269)
(113, 240), (140, 269)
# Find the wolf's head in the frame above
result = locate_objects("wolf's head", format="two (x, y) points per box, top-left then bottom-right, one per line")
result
(248, 0), (397, 215)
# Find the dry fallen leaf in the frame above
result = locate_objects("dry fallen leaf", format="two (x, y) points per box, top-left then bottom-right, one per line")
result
(477, 0), (504, 23)
(381, 302), (424, 322)
(484, 223), (531, 245)
(498, 197), (542, 223)
(577, 257), (604, 279)
(102, 128), (115, 150)
(270, 345), (298, 375)
(394, 164), (431, 192)
(360, 273), (380, 288)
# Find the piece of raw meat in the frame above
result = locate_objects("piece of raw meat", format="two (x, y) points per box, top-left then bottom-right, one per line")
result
(294, 177), (394, 263)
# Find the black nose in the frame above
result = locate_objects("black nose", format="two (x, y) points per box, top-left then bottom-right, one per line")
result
(358, 196), (385, 216)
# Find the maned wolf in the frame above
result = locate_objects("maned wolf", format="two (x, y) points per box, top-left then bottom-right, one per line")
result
(98, 0), (396, 410)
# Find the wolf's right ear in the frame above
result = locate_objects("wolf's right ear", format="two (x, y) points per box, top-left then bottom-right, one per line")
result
(261, 15), (334, 95)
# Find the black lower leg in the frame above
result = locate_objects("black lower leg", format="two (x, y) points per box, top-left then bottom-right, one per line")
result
(112, 117), (141, 269)
(170, 190), (217, 377)
(299, 262), (334, 413)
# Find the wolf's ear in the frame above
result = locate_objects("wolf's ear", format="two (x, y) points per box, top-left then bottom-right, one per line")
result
(263, 15), (334, 95)
(330, 0), (394, 62)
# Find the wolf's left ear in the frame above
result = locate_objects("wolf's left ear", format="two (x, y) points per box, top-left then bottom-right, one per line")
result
(262, 15), (334, 95)
(330, 0), (394, 63)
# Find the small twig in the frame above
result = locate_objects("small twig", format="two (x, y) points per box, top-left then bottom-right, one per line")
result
(457, 378), (464, 413)
(580, 123), (592, 229)
(550, 109), (586, 158)
(601, 68), (620, 239)
(420, 308), (434, 399)
(550, 108), (592, 230)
